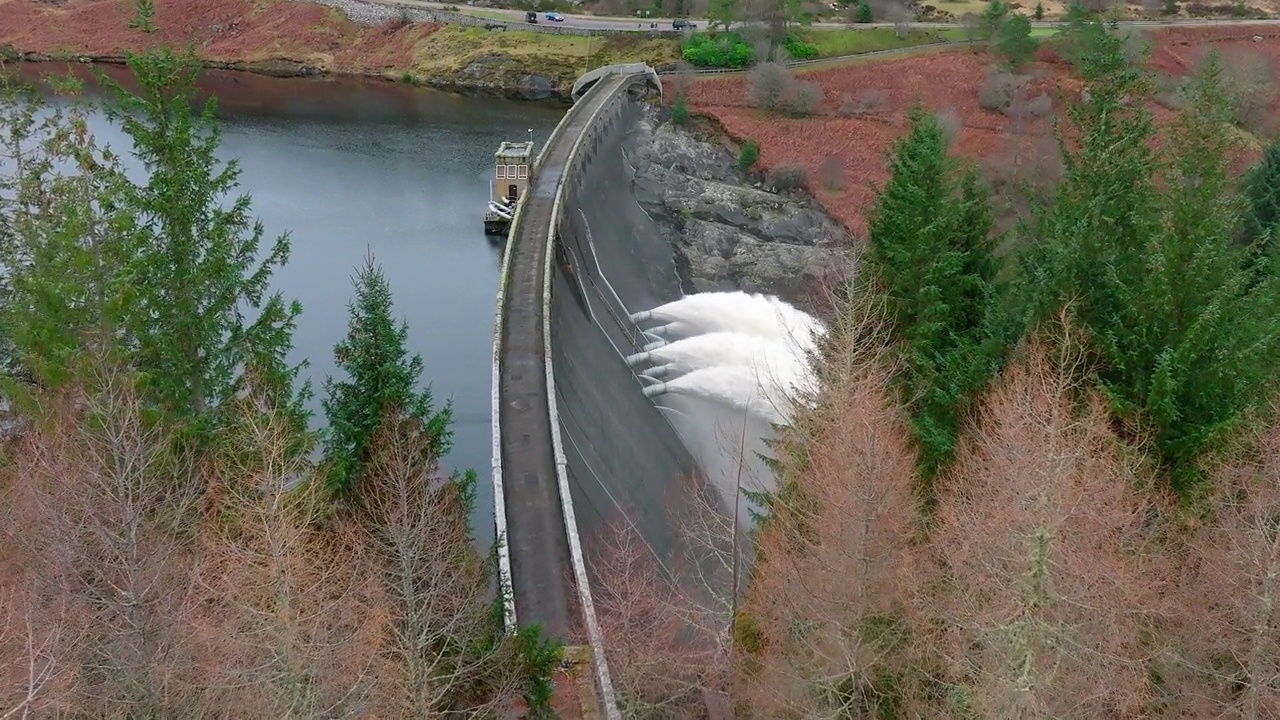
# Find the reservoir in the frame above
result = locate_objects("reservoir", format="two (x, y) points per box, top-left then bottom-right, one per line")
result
(17, 64), (565, 536)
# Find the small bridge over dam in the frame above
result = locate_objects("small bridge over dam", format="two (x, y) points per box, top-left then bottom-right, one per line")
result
(490, 64), (710, 715)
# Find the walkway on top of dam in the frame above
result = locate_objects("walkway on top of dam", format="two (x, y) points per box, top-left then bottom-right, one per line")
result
(497, 72), (629, 639)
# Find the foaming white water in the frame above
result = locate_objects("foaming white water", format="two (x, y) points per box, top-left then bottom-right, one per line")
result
(627, 331), (808, 381)
(629, 291), (827, 524)
(643, 366), (794, 426)
(632, 291), (824, 350)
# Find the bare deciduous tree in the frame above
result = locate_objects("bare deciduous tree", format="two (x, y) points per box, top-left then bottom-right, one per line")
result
(748, 62), (793, 112)
(592, 515), (721, 718)
(1171, 413), (1280, 719)
(1219, 47), (1278, 135)
(749, 63), (824, 116)
(936, 107), (963, 146)
(884, 0), (914, 37)
(929, 331), (1164, 718)
(197, 399), (380, 717)
(736, 296), (926, 718)
(962, 12), (981, 44)
(819, 155), (844, 190)
(837, 89), (890, 117)
(358, 414), (523, 717)
(0, 584), (80, 717)
(10, 363), (206, 716)
(978, 68), (1025, 111)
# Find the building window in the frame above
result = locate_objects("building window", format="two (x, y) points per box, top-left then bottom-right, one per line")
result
(496, 165), (507, 179)
(517, 165), (528, 179)
(506, 165), (517, 178)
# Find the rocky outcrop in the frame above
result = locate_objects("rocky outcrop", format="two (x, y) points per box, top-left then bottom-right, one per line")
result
(626, 107), (850, 303)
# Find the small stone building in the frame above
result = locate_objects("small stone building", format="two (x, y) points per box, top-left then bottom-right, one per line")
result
(494, 141), (533, 203)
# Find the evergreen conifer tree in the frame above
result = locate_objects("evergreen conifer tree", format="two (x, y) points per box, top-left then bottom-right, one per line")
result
(1020, 33), (1280, 492)
(1241, 137), (1280, 264)
(996, 13), (1039, 70)
(100, 49), (306, 433)
(322, 253), (453, 500)
(0, 50), (306, 435)
(866, 107), (997, 485)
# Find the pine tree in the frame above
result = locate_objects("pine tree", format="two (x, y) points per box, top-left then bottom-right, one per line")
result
(995, 13), (1039, 70)
(322, 253), (453, 500)
(1020, 33), (1280, 492)
(854, 0), (873, 23)
(1240, 137), (1280, 264)
(0, 80), (136, 391)
(865, 107), (997, 486)
(98, 49), (306, 434)
(128, 0), (155, 33)
(0, 51), (306, 435)
(980, 0), (1010, 38)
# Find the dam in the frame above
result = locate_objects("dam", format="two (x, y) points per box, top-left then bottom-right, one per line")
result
(492, 64), (713, 715)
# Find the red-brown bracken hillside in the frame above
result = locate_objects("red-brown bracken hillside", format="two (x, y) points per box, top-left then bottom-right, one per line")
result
(679, 27), (1279, 237)
(0, 0), (441, 74)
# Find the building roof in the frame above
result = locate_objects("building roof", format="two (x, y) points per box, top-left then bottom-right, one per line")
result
(495, 140), (534, 161)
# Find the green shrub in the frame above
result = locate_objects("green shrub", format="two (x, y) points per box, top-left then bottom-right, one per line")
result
(783, 34), (821, 60)
(517, 625), (563, 718)
(855, 0), (874, 22)
(739, 139), (760, 170)
(681, 32), (757, 68)
(672, 93), (690, 125)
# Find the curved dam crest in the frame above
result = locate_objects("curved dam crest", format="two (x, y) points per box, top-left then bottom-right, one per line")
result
(492, 65), (709, 716)
(493, 63), (823, 715)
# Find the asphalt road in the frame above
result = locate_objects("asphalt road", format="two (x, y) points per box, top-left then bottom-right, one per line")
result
(364, 0), (1280, 32)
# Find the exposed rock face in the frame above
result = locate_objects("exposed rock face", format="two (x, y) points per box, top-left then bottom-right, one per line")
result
(626, 107), (850, 303)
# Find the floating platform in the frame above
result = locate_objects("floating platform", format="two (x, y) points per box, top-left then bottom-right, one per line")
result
(484, 217), (511, 235)
(485, 198), (516, 235)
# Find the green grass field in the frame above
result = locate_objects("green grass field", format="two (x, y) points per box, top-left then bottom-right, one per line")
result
(458, 8), (516, 21)
(796, 27), (951, 56)
(933, 26), (1059, 42)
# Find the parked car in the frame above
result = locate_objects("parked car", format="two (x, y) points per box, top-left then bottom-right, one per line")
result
(545, 12), (564, 21)
(525, 10), (538, 22)
(672, 18), (695, 29)
(484, 21), (505, 29)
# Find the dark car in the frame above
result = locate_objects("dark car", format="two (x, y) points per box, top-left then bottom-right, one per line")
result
(484, 21), (505, 29)
(545, 12), (564, 21)
(672, 18), (695, 29)
(525, 10), (538, 22)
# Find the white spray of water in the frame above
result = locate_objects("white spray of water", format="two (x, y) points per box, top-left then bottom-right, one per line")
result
(631, 291), (824, 351)
(642, 366), (793, 426)
(626, 331), (808, 382)
(628, 291), (828, 523)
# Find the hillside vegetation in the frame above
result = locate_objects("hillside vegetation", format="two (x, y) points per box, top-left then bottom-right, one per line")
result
(0, 0), (678, 96)
(599, 18), (1280, 718)
(0, 50), (562, 717)
(679, 21), (1280, 234)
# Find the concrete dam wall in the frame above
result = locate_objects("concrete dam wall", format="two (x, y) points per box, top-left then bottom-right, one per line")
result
(550, 94), (704, 571)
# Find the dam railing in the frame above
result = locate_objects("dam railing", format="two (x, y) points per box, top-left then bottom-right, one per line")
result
(541, 76), (632, 719)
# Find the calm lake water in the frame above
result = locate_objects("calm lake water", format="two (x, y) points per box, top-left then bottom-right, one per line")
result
(18, 64), (565, 537)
